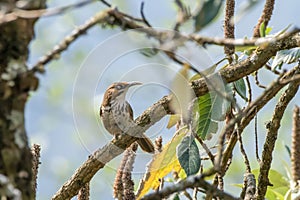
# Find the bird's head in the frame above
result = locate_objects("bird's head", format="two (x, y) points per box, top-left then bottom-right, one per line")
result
(105, 81), (142, 103)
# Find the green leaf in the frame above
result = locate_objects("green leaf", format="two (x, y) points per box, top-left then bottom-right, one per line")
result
(193, 0), (224, 32)
(192, 84), (231, 139)
(284, 144), (291, 157)
(259, 21), (266, 37)
(252, 169), (289, 200)
(210, 88), (232, 121)
(284, 189), (291, 200)
(252, 169), (289, 189)
(235, 45), (257, 53)
(234, 78), (248, 101)
(140, 48), (159, 57)
(193, 93), (213, 139)
(177, 135), (201, 176)
(265, 26), (272, 35)
(169, 193), (180, 200)
(271, 47), (300, 70)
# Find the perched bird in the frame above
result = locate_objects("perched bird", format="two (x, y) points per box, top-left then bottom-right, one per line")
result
(100, 81), (155, 153)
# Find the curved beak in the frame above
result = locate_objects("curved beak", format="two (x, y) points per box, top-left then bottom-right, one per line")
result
(127, 81), (142, 88)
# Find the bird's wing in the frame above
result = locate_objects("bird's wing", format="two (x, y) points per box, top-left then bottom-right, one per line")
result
(125, 101), (134, 120)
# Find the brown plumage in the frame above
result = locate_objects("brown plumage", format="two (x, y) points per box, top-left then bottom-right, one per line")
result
(100, 82), (155, 153)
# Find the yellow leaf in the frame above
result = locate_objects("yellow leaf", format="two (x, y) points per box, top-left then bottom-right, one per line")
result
(166, 114), (181, 129)
(189, 73), (201, 82)
(177, 167), (187, 180)
(136, 127), (188, 199)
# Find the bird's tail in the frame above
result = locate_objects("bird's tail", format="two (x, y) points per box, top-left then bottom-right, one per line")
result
(137, 135), (155, 153)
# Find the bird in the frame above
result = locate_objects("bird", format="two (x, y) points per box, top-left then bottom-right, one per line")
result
(100, 81), (155, 153)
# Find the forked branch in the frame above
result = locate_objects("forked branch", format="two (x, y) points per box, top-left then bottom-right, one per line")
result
(51, 33), (300, 200)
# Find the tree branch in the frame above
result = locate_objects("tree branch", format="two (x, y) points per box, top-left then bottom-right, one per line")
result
(77, 182), (90, 200)
(191, 32), (300, 97)
(51, 33), (300, 199)
(253, 0), (275, 37)
(224, 0), (235, 56)
(173, 0), (191, 31)
(140, 2), (152, 27)
(51, 96), (172, 200)
(141, 174), (239, 200)
(31, 7), (147, 73)
(98, 0), (112, 8)
(291, 105), (300, 184)
(219, 66), (300, 175)
(31, 10), (113, 73)
(0, 0), (95, 24)
(31, 144), (41, 199)
(30, 2), (300, 75)
(256, 71), (300, 200)
(0, 1), (46, 199)
(189, 28), (299, 47)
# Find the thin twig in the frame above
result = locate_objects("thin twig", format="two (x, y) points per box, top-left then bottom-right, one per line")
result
(224, 0), (235, 56)
(183, 190), (193, 200)
(51, 39), (300, 200)
(173, 0), (191, 31)
(30, 7), (147, 73)
(218, 175), (224, 191)
(140, 2), (152, 27)
(237, 126), (251, 173)
(0, 0), (95, 24)
(190, 28), (300, 47)
(193, 187), (198, 200)
(51, 96), (172, 200)
(253, 0), (275, 37)
(98, 0), (111, 7)
(265, 63), (281, 75)
(242, 173), (256, 200)
(29, 3), (300, 74)
(245, 76), (252, 103)
(142, 175), (239, 200)
(256, 70), (300, 200)
(216, 66), (300, 174)
(209, 175), (219, 200)
(31, 10), (112, 73)
(255, 110), (261, 162)
(278, 74), (300, 85)
(31, 144), (41, 199)
(196, 135), (215, 164)
(254, 71), (267, 89)
(291, 105), (300, 185)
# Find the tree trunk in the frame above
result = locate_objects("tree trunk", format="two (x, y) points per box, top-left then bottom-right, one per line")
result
(0, 1), (46, 199)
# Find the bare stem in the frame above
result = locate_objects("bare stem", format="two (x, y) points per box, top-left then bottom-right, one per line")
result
(224, 0), (235, 56)
(253, 0), (275, 37)
(291, 105), (300, 185)
(256, 70), (300, 200)
(31, 144), (41, 199)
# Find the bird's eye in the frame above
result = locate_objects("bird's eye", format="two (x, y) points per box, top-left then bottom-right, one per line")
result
(116, 85), (122, 90)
